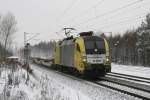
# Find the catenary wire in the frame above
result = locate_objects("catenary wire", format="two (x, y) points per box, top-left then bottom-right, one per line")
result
(71, 0), (144, 27)
(60, 0), (105, 27)
(85, 0), (150, 29)
(95, 15), (146, 30)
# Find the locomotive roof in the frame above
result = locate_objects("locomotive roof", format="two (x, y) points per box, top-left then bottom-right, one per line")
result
(83, 36), (104, 41)
(61, 39), (75, 45)
(59, 35), (104, 46)
(79, 31), (93, 36)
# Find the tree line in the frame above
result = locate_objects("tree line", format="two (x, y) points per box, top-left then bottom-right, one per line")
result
(30, 41), (55, 59)
(109, 13), (150, 66)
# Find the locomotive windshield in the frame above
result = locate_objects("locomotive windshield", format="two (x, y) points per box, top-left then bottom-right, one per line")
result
(84, 36), (105, 54)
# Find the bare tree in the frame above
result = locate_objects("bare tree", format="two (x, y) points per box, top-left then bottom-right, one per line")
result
(0, 13), (17, 59)
(0, 14), (3, 59)
(0, 14), (3, 43)
(145, 13), (150, 29)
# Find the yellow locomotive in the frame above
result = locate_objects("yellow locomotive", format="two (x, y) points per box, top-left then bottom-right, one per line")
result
(54, 31), (111, 77)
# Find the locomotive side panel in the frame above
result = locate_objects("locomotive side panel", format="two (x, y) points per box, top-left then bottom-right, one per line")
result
(60, 42), (75, 67)
(54, 42), (61, 65)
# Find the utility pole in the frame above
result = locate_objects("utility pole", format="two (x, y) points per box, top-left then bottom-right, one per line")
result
(24, 32), (29, 45)
(114, 41), (119, 63)
(23, 32), (39, 70)
(23, 32), (40, 62)
(23, 32), (39, 84)
(24, 32), (39, 45)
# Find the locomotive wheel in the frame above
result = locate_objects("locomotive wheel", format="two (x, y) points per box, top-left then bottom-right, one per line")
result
(74, 69), (80, 77)
(59, 65), (64, 72)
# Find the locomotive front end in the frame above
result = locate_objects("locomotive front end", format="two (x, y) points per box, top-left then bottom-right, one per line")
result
(82, 36), (111, 76)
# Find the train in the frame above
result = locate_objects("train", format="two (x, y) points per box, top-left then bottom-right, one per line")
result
(32, 31), (111, 77)
(54, 31), (111, 77)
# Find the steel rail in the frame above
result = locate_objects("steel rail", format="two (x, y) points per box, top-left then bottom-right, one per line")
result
(93, 81), (150, 100)
(110, 72), (150, 81)
(99, 76), (150, 93)
(107, 73), (150, 84)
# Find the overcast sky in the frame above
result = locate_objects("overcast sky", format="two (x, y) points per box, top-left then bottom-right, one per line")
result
(0, 0), (150, 47)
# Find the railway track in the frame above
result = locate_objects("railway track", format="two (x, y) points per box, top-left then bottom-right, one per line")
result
(97, 76), (150, 100)
(93, 81), (150, 100)
(100, 76), (150, 92)
(107, 72), (150, 84)
(32, 63), (150, 100)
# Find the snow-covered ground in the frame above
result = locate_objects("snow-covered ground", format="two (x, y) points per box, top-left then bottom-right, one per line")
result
(0, 65), (89, 100)
(30, 64), (141, 100)
(1, 63), (149, 100)
(112, 63), (150, 78)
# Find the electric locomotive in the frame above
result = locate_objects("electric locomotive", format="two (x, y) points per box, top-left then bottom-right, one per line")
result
(54, 31), (111, 77)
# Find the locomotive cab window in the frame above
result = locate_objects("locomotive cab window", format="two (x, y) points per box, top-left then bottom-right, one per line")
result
(95, 41), (105, 49)
(84, 36), (106, 54)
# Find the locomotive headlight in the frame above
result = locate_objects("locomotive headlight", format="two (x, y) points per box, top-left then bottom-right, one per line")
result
(106, 58), (109, 62)
(82, 54), (87, 62)
(106, 56), (110, 62)
(83, 58), (86, 62)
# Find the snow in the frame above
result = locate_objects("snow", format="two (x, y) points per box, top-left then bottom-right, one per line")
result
(0, 66), (90, 100)
(1, 63), (149, 100)
(30, 64), (141, 100)
(7, 56), (19, 59)
(112, 63), (150, 78)
(0, 67), (30, 100)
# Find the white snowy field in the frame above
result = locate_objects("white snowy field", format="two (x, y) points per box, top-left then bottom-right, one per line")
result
(30, 64), (141, 100)
(112, 63), (150, 78)
(1, 63), (149, 100)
